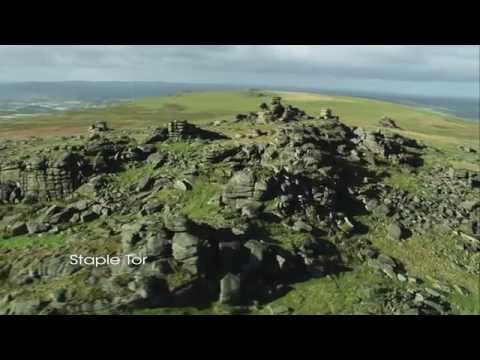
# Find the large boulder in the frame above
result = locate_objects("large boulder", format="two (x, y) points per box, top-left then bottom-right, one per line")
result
(146, 152), (168, 169)
(0, 181), (22, 203)
(26, 221), (50, 234)
(172, 232), (201, 275)
(379, 116), (400, 129)
(9, 222), (28, 236)
(387, 222), (405, 241)
(136, 176), (154, 192)
(144, 128), (168, 144)
(145, 230), (170, 258)
(222, 169), (256, 202)
(121, 223), (145, 253)
(163, 214), (190, 233)
(219, 273), (241, 305)
(48, 207), (77, 225)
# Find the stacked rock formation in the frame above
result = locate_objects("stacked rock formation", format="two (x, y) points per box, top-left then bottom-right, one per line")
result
(166, 214), (202, 275)
(379, 116), (400, 129)
(0, 152), (88, 202)
(352, 128), (423, 166)
(319, 108), (338, 120)
(236, 97), (314, 124)
(88, 121), (110, 133)
(222, 169), (269, 209)
(167, 121), (195, 141)
(0, 180), (22, 203)
(2, 96), (478, 316)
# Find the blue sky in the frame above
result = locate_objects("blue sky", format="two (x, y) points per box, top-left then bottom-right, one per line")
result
(0, 45), (478, 98)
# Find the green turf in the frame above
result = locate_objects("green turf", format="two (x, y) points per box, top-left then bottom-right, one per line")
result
(0, 233), (67, 250)
(1, 89), (478, 315)
(2, 89), (478, 152)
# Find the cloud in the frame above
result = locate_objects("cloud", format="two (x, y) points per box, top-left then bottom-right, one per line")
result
(0, 45), (478, 96)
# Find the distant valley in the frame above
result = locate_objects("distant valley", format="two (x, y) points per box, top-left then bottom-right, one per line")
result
(0, 82), (478, 122)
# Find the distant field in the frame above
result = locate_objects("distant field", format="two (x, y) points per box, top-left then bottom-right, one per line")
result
(0, 89), (478, 161)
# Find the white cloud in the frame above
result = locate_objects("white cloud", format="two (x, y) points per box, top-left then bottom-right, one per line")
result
(0, 45), (478, 96)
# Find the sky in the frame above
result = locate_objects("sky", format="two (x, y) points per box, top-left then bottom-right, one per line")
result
(0, 45), (478, 98)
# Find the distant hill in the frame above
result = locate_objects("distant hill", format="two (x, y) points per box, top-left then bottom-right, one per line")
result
(0, 82), (477, 122)
(0, 81), (238, 102)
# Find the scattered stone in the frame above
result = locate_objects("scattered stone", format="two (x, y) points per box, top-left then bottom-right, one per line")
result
(146, 152), (167, 169)
(459, 200), (480, 211)
(80, 211), (100, 223)
(26, 221), (50, 234)
(292, 220), (313, 233)
(89, 121), (110, 133)
(387, 222), (405, 241)
(379, 116), (400, 129)
(174, 179), (192, 191)
(10, 222), (28, 236)
(172, 232), (201, 274)
(0, 95), (467, 315)
(458, 145), (477, 153)
(219, 273), (241, 305)
(51, 288), (67, 303)
(267, 305), (292, 315)
(408, 276), (419, 284)
(141, 201), (163, 215)
(136, 176), (154, 192)
(422, 299), (446, 313)
(453, 284), (470, 296)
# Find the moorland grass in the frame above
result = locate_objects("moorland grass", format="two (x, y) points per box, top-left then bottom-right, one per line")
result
(1, 90), (478, 314)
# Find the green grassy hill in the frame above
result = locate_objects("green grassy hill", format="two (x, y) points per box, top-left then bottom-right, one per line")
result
(2, 90), (478, 169)
(0, 90), (478, 315)
(0, 90), (476, 143)
(2, 90), (478, 173)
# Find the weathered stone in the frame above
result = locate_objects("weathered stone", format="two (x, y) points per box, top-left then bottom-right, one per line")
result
(172, 232), (199, 261)
(48, 208), (76, 224)
(10, 222), (28, 236)
(89, 121), (110, 133)
(121, 223), (144, 252)
(145, 230), (170, 258)
(80, 211), (100, 223)
(146, 152), (167, 169)
(164, 214), (190, 232)
(292, 220), (313, 233)
(231, 222), (250, 236)
(459, 200), (480, 211)
(44, 205), (63, 217)
(374, 204), (392, 216)
(219, 273), (241, 305)
(379, 116), (400, 129)
(387, 222), (404, 241)
(423, 299), (446, 313)
(222, 169), (256, 201)
(141, 201), (163, 215)
(377, 254), (397, 269)
(136, 176), (154, 192)
(72, 200), (91, 212)
(51, 288), (67, 303)
(242, 240), (266, 273)
(0, 181), (22, 203)
(26, 221), (50, 234)
(144, 128), (168, 144)
(453, 284), (470, 296)
(174, 179), (192, 191)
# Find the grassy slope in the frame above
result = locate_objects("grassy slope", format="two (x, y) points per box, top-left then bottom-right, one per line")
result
(1, 90), (479, 314)
(1, 90), (477, 144)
